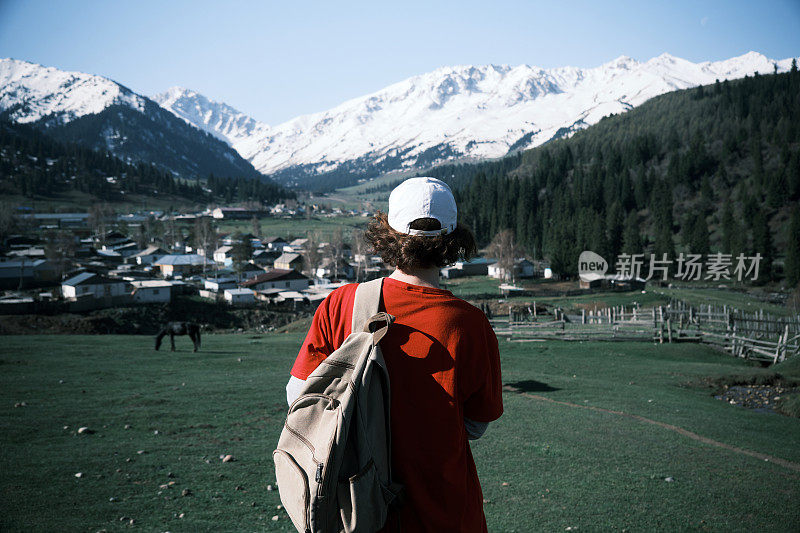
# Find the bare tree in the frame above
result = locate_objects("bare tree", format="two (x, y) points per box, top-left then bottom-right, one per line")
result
(488, 229), (520, 282)
(44, 229), (76, 279)
(327, 227), (347, 280)
(251, 215), (261, 238)
(302, 231), (322, 279)
(135, 223), (148, 248)
(148, 217), (165, 246)
(88, 203), (113, 244)
(231, 233), (253, 279)
(0, 202), (17, 244)
(164, 217), (178, 252)
(193, 217), (218, 275)
(352, 229), (367, 282)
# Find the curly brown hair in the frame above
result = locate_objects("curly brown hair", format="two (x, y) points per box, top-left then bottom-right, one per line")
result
(363, 211), (477, 270)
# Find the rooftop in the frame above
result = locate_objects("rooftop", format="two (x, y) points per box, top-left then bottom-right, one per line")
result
(62, 272), (125, 286)
(276, 252), (302, 263)
(240, 268), (309, 287)
(154, 254), (214, 266)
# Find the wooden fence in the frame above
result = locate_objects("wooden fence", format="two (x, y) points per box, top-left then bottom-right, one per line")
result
(491, 300), (800, 364)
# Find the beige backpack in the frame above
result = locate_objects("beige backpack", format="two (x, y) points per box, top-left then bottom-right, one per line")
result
(273, 278), (403, 533)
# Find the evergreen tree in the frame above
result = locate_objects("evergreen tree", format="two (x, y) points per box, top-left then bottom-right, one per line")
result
(621, 212), (643, 255)
(688, 213), (710, 257)
(720, 199), (741, 255)
(653, 225), (675, 262)
(605, 201), (624, 262)
(785, 206), (800, 287)
(751, 208), (774, 282)
(230, 234), (254, 277)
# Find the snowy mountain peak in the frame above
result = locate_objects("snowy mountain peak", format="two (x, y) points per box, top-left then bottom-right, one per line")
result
(226, 52), (791, 182)
(152, 86), (268, 145)
(0, 59), (264, 180)
(154, 50), (796, 187)
(0, 57), (146, 124)
(606, 55), (639, 69)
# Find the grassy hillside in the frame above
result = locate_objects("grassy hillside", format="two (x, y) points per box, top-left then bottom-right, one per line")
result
(1, 334), (798, 531)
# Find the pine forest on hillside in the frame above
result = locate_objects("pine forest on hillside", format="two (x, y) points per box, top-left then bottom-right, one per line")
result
(428, 64), (800, 285)
(0, 120), (291, 208)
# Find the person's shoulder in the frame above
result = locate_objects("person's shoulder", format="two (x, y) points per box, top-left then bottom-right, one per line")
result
(322, 283), (358, 306)
(443, 293), (492, 326)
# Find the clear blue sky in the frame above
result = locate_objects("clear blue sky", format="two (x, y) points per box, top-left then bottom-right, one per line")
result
(1, 0), (798, 125)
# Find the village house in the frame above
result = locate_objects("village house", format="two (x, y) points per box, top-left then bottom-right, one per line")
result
(95, 248), (124, 264)
(130, 280), (172, 303)
(606, 273), (647, 291)
(251, 249), (280, 268)
(212, 207), (261, 220)
(153, 254), (214, 278)
(103, 241), (140, 258)
(579, 273), (647, 291)
(18, 212), (89, 230)
(0, 259), (57, 289)
(96, 230), (130, 246)
(133, 245), (168, 265)
(239, 262), (266, 281)
(203, 277), (238, 292)
(262, 236), (287, 251)
(8, 247), (46, 260)
(274, 252), (303, 271)
(314, 257), (355, 280)
(224, 287), (256, 305)
(488, 258), (536, 280)
(440, 257), (494, 279)
(4, 235), (40, 250)
(240, 269), (310, 292)
(213, 245), (234, 264)
(245, 234), (264, 249)
(61, 272), (129, 299)
(274, 291), (308, 305)
(287, 238), (309, 252)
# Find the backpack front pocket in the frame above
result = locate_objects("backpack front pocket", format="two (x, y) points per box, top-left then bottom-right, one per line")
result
(273, 449), (310, 532)
(283, 393), (344, 530)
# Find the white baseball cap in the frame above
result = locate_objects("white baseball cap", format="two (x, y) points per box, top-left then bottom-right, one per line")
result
(388, 177), (457, 236)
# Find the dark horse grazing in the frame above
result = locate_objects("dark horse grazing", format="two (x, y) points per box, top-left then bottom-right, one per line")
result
(155, 322), (201, 352)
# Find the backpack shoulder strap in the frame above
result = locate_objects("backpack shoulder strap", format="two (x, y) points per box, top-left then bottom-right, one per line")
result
(351, 278), (384, 333)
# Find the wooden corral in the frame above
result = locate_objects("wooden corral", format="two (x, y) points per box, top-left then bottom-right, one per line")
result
(492, 299), (800, 364)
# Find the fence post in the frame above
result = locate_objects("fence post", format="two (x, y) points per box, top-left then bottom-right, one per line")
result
(777, 325), (789, 363)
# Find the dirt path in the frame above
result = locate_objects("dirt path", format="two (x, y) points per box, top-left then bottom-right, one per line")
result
(504, 385), (800, 474)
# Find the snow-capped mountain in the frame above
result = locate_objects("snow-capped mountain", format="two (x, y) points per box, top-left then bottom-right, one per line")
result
(0, 58), (264, 180)
(0, 58), (147, 124)
(154, 51), (797, 189)
(152, 86), (269, 144)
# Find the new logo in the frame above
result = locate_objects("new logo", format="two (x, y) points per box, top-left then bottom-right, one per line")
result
(578, 251), (608, 282)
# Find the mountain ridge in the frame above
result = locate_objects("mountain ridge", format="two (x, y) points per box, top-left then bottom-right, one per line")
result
(0, 58), (266, 181)
(153, 51), (799, 189)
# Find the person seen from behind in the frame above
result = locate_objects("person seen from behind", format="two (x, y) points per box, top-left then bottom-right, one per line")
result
(287, 177), (503, 532)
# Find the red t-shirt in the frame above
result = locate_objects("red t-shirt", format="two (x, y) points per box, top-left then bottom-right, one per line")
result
(291, 277), (503, 532)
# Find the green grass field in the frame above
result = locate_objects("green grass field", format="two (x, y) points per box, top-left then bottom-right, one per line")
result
(206, 215), (368, 241)
(2, 334), (799, 532)
(656, 286), (792, 316)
